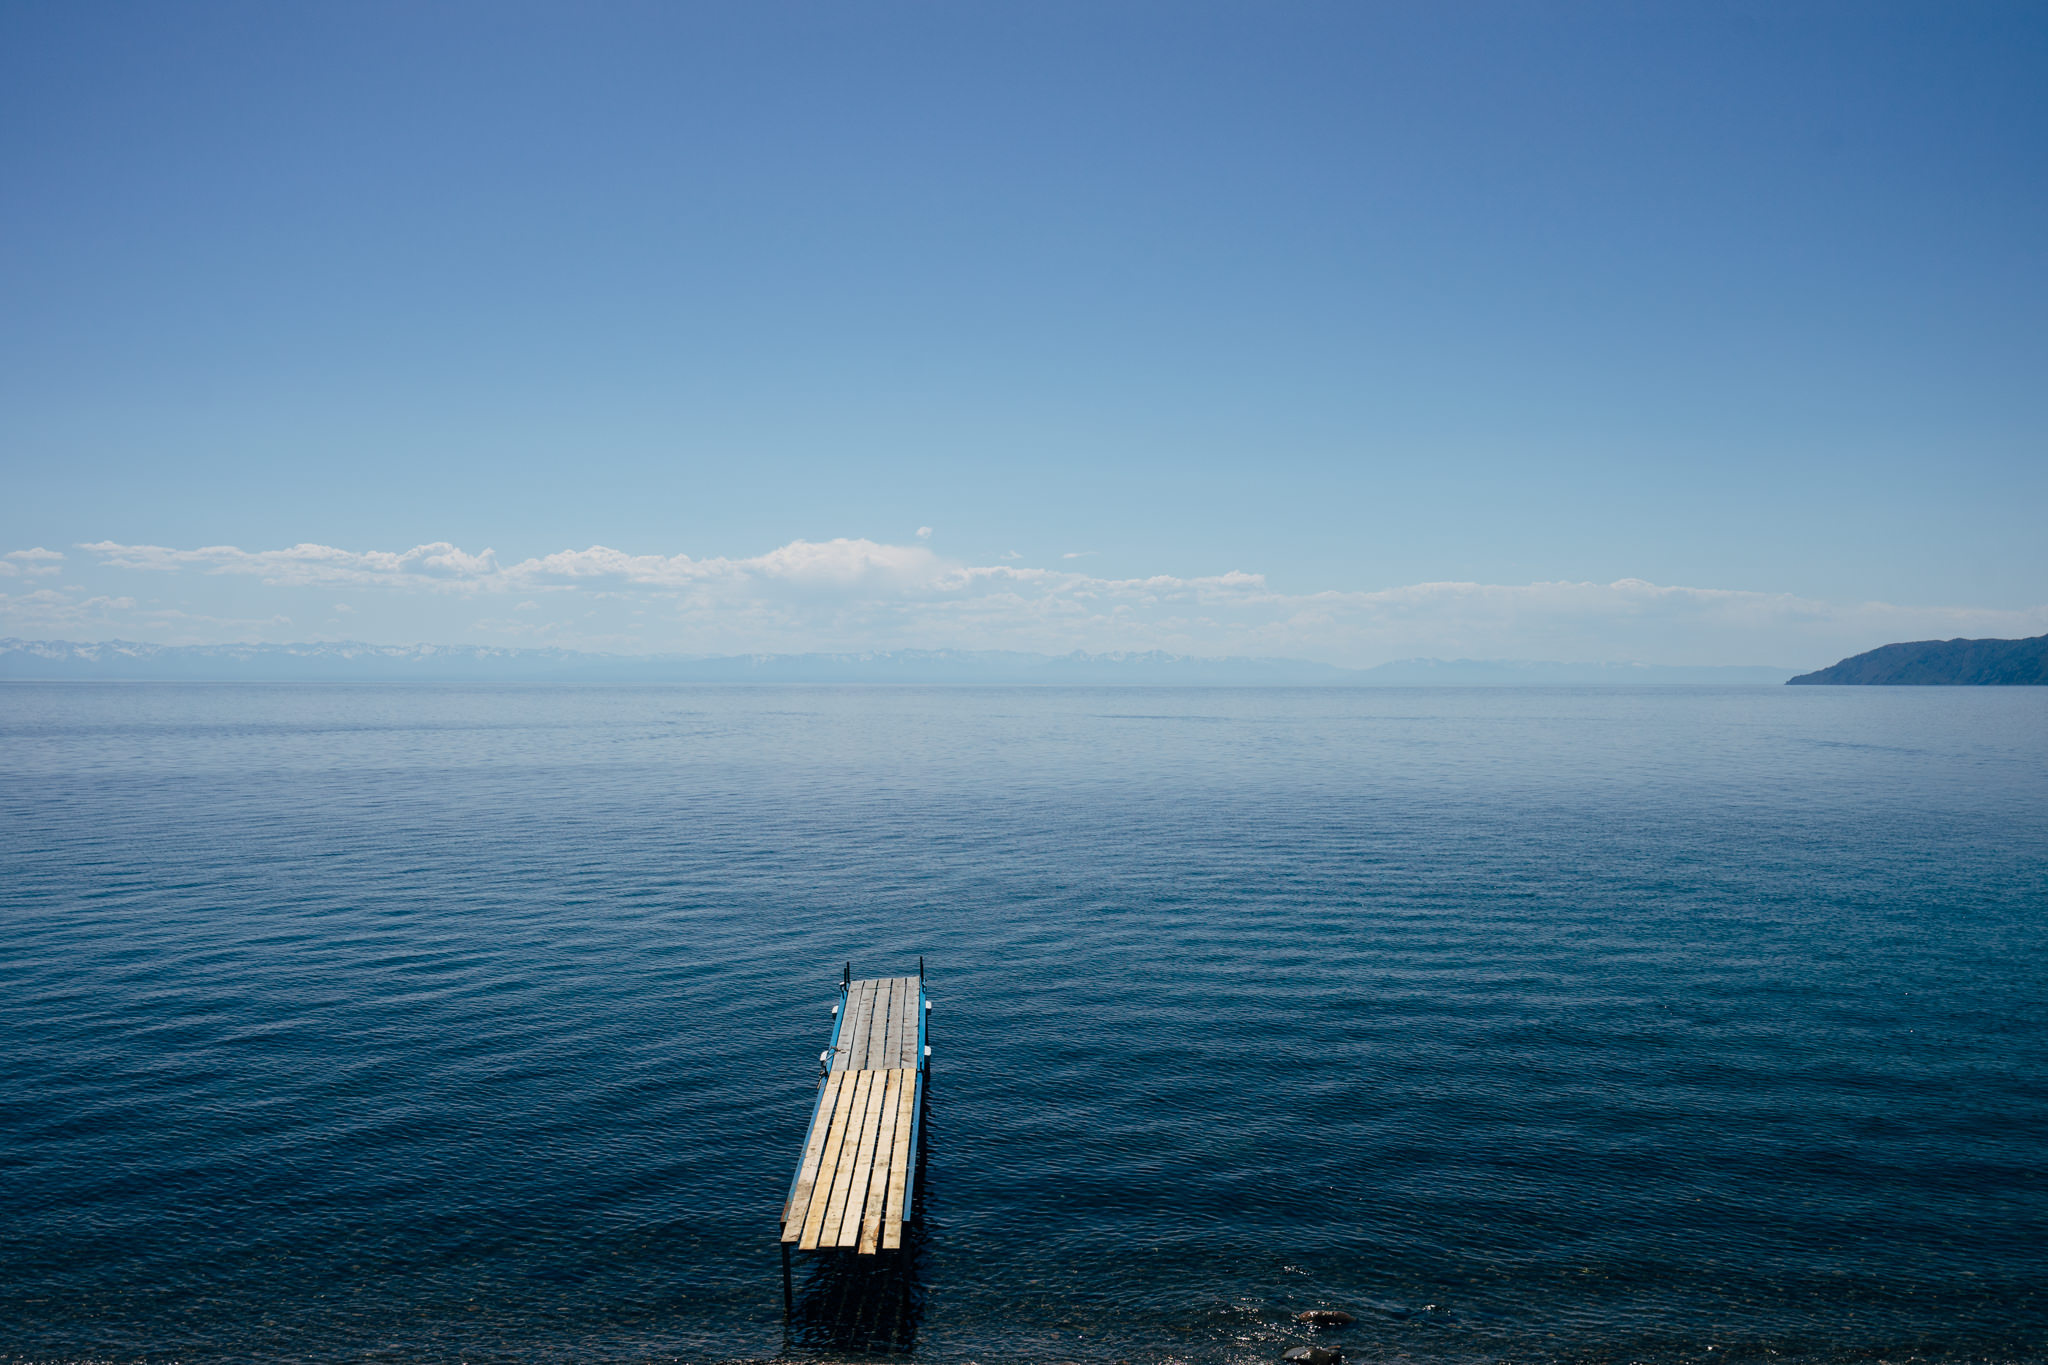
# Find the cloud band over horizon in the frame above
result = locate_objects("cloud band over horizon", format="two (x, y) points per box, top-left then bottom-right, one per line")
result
(2, 536), (2043, 670)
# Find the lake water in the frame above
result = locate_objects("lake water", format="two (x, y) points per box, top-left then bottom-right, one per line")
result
(3, 683), (2045, 1365)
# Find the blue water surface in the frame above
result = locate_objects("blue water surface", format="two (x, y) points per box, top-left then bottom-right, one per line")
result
(2, 684), (2044, 1365)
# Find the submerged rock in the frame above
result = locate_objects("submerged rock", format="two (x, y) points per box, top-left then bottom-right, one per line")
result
(1295, 1310), (1355, 1328)
(1282, 1346), (1343, 1365)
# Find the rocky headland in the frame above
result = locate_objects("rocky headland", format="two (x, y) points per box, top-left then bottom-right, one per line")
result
(1787, 633), (2048, 685)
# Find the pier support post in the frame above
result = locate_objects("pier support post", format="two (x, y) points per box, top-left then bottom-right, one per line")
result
(781, 1242), (793, 1320)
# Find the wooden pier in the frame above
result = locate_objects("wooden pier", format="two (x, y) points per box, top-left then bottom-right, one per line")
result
(781, 964), (929, 1280)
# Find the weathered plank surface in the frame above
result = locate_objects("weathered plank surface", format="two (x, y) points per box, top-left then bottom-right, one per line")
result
(858, 1070), (902, 1253)
(882, 1066), (915, 1249)
(819, 1072), (873, 1247)
(796, 1067), (862, 1248)
(836, 1073), (886, 1247)
(883, 979), (905, 1072)
(863, 980), (889, 1072)
(785, 976), (925, 1255)
(783, 1070), (845, 1230)
(834, 981), (874, 1072)
(902, 982), (921, 1067)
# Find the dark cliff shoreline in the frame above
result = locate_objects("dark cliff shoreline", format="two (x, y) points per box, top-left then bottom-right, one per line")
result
(1788, 633), (2048, 685)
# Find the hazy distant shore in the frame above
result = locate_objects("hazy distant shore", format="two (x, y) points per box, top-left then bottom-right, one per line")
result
(0, 638), (1794, 686)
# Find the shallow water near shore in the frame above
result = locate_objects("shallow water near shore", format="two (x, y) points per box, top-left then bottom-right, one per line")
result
(3, 683), (2045, 1365)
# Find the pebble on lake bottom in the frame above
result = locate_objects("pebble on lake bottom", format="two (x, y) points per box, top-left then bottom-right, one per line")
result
(1282, 1346), (1344, 1365)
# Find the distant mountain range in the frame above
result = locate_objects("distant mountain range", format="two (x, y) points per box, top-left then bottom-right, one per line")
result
(1787, 633), (2048, 685)
(0, 638), (1793, 685)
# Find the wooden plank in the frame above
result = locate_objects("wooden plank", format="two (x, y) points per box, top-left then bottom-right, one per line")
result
(836, 1069), (889, 1248)
(878, 978), (896, 1071)
(902, 981), (920, 1067)
(858, 1070), (902, 1253)
(796, 1069), (862, 1248)
(837, 981), (874, 1071)
(782, 1072), (844, 1237)
(883, 978), (906, 1075)
(863, 979), (885, 1067)
(863, 979), (890, 1075)
(861, 980), (886, 1069)
(820, 1075), (868, 1251)
(882, 1067), (916, 1249)
(804, 1070), (870, 1249)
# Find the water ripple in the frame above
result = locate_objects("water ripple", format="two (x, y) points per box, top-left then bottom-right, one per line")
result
(1, 683), (2044, 1364)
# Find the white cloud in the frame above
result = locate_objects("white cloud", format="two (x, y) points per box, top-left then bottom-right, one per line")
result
(916, 526), (933, 539)
(76, 536), (968, 597)
(57, 536), (2048, 666)
(78, 540), (501, 586)
(1061, 550), (1096, 560)
(4, 547), (64, 578)
(0, 581), (300, 642)
(150, 608), (292, 629)
(0, 589), (137, 628)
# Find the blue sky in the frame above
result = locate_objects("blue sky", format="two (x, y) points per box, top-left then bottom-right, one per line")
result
(2, 2), (2043, 666)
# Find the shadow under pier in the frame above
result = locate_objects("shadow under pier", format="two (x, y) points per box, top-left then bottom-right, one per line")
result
(787, 1232), (926, 1353)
